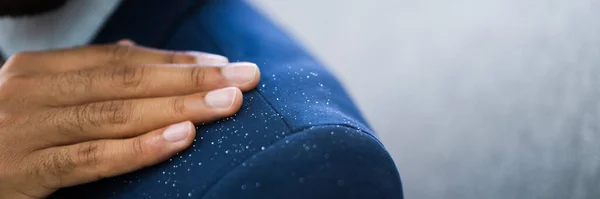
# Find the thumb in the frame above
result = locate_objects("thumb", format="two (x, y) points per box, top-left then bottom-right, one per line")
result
(27, 121), (195, 190)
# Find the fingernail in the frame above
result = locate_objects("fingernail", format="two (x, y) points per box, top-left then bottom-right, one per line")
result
(187, 52), (229, 64)
(163, 121), (191, 142)
(117, 39), (135, 46)
(221, 62), (258, 85)
(205, 87), (237, 109)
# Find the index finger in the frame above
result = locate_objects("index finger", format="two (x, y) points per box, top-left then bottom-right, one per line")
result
(9, 44), (229, 73)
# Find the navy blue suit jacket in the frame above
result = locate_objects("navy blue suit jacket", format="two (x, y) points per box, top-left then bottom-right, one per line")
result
(51, 0), (403, 198)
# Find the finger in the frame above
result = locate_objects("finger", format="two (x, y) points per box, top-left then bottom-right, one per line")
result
(27, 121), (195, 189)
(36, 87), (241, 145)
(9, 45), (228, 73)
(117, 39), (136, 46)
(90, 44), (229, 65)
(35, 62), (259, 106)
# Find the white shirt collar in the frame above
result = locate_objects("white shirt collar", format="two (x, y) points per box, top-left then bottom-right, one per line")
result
(0, 0), (121, 59)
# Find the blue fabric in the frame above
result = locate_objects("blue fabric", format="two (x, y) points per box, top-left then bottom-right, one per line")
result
(50, 0), (403, 198)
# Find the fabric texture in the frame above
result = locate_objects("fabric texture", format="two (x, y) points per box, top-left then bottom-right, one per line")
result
(50, 0), (403, 198)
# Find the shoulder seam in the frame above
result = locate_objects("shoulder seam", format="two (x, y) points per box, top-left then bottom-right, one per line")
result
(199, 124), (385, 199)
(188, 8), (295, 131)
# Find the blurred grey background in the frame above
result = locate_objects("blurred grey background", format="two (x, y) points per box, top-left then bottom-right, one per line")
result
(250, 0), (600, 199)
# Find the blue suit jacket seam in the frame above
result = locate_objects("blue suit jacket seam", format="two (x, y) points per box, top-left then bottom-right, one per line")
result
(184, 6), (391, 198)
(188, 12), (296, 132)
(199, 124), (385, 199)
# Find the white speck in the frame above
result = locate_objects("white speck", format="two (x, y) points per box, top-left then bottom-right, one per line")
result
(261, 146), (265, 150)
(172, 183), (176, 187)
(285, 140), (289, 144)
(331, 131), (335, 135)
(261, 84), (266, 88)
(198, 162), (202, 166)
(188, 193), (192, 197)
(225, 150), (229, 154)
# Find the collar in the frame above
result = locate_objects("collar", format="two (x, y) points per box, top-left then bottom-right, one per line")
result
(0, 0), (121, 59)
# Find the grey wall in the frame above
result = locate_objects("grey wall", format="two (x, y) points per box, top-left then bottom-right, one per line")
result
(250, 1), (600, 198)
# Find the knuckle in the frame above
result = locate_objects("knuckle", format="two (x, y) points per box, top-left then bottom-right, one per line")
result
(54, 104), (92, 137)
(131, 137), (146, 156)
(163, 51), (178, 64)
(189, 67), (206, 89)
(171, 52), (195, 64)
(62, 100), (134, 135)
(99, 100), (134, 125)
(170, 96), (187, 115)
(54, 75), (76, 99)
(74, 69), (94, 91)
(42, 109), (70, 135)
(55, 70), (93, 98)
(74, 103), (96, 129)
(45, 104), (92, 139)
(75, 141), (105, 167)
(40, 150), (75, 186)
(103, 44), (133, 61)
(108, 65), (145, 89)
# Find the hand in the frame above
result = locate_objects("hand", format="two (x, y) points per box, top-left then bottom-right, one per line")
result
(0, 44), (260, 198)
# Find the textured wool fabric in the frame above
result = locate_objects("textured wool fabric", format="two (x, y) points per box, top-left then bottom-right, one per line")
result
(50, 0), (403, 198)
